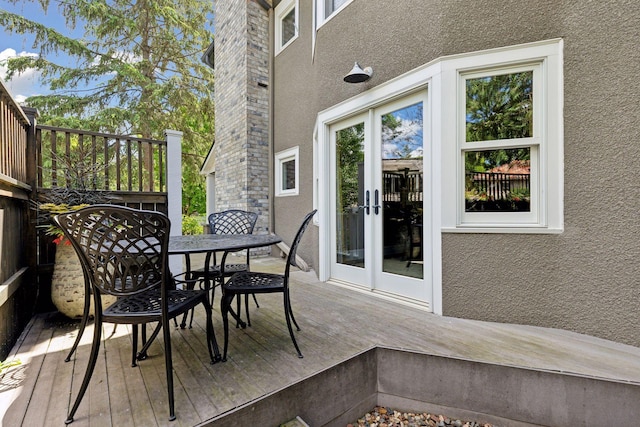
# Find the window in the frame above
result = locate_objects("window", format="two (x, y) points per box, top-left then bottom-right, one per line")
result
(444, 41), (563, 232)
(275, 146), (299, 196)
(315, 0), (353, 28)
(275, 0), (298, 54)
(460, 66), (539, 225)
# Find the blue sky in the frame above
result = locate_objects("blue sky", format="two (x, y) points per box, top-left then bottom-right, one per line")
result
(0, 0), (85, 102)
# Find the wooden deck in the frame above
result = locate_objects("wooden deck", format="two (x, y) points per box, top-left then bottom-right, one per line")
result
(3, 255), (640, 427)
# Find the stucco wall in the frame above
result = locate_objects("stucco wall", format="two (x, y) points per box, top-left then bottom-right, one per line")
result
(272, 0), (640, 346)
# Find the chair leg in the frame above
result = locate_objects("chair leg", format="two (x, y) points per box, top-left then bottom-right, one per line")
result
(288, 299), (301, 331)
(161, 316), (176, 421)
(252, 293), (260, 308)
(65, 294), (91, 362)
(131, 325), (139, 367)
(244, 294), (251, 327)
(283, 291), (303, 358)
(220, 292), (234, 362)
(236, 293), (242, 328)
(65, 316), (104, 424)
(137, 322), (162, 361)
(201, 297), (221, 363)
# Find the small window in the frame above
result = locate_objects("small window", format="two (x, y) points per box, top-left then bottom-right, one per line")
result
(275, 147), (299, 196)
(276, 0), (298, 54)
(316, 0), (353, 28)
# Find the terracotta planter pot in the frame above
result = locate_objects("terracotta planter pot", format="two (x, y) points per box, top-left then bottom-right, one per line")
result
(51, 243), (116, 319)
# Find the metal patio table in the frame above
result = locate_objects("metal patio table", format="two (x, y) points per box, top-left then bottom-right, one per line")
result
(137, 233), (282, 360)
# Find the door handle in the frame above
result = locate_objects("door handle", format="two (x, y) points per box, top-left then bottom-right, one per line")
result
(373, 189), (381, 215)
(357, 190), (370, 215)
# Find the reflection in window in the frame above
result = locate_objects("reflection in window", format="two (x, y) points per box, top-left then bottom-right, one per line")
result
(281, 8), (296, 46)
(275, 146), (298, 196)
(336, 123), (365, 267)
(324, 0), (348, 18)
(466, 71), (533, 142)
(380, 102), (424, 278)
(276, 0), (297, 54)
(465, 149), (530, 212)
(282, 159), (296, 190)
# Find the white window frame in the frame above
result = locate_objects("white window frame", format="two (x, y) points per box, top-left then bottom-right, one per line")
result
(441, 40), (563, 233)
(457, 64), (541, 226)
(315, 0), (354, 29)
(275, 146), (299, 197)
(275, 0), (299, 55)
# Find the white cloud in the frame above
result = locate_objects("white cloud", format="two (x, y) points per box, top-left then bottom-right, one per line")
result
(381, 118), (423, 159)
(0, 48), (44, 101)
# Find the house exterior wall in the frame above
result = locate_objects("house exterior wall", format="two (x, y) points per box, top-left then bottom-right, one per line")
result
(271, 0), (640, 346)
(214, 0), (271, 234)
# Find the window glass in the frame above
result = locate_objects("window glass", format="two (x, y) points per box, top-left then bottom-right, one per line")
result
(282, 159), (296, 190)
(465, 71), (533, 142)
(281, 8), (296, 46)
(324, 0), (348, 18)
(275, 146), (299, 196)
(465, 149), (530, 212)
(276, 0), (297, 54)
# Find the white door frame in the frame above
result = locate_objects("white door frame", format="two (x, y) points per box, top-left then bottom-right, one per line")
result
(315, 62), (443, 314)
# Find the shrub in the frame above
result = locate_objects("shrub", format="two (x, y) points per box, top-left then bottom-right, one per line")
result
(182, 215), (204, 235)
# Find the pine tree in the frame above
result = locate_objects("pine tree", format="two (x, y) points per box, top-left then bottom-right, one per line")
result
(0, 0), (215, 213)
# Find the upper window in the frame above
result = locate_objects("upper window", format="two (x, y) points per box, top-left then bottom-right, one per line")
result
(276, 0), (299, 55)
(275, 146), (299, 196)
(316, 0), (353, 28)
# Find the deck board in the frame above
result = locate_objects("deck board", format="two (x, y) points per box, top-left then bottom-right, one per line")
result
(3, 256), (640, 426)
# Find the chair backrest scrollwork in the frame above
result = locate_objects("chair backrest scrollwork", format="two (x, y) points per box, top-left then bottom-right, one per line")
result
(54, 205), (171, 298)
(208, 210), (258, 235)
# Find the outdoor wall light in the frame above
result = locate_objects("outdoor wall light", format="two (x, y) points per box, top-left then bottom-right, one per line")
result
(343, 62), (373, 83)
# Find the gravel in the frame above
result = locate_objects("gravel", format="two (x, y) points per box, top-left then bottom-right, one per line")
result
(348, 406), (494, 427)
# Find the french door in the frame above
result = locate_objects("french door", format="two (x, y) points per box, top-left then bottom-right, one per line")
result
(329, 91), (431, 306)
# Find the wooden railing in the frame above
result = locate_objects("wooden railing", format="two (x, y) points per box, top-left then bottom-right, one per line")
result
(467, 171), (530, 201)
(0, 82), (30, 184)
(36, 126), (167, 192)
(0, 80), (182, 359)
(0, 81), (36, 361)
(35, 125), (169, 212)
(382, 170), (423, 203)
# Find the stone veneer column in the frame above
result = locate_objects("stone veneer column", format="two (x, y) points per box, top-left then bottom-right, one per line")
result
(214, 0), (270, 236)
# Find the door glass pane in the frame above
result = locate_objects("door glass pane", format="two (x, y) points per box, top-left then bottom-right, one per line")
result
(380, 102), (423, 279)
(465, 71), (533, 142)
(336, 123), (365, 268)
(465, 148), (530, 212)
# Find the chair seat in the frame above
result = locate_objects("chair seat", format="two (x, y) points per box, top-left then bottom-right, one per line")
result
(225, 271), (285, 293)
(104, 288), (207, 322)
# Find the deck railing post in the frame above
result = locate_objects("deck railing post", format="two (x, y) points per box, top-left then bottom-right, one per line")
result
(165, 129), (183, 275)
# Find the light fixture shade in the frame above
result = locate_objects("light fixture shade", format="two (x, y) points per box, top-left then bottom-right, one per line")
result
(344, 62), (373, 83)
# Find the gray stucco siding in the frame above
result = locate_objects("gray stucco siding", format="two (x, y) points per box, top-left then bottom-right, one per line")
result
(272, 0), (640, 346)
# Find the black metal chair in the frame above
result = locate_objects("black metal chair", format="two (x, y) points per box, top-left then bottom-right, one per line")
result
(221, 210), (316, 360)
(54, 205), (220, 424)
(183, 209), (259, 328)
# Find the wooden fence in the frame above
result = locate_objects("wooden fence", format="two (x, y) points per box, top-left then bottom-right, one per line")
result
(467, 171), (530, 201)
(35, 125), (168, 212)
(0, 81), (176, 359)
(0, 81), (37, 361)
(382, 170), (423, 203)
